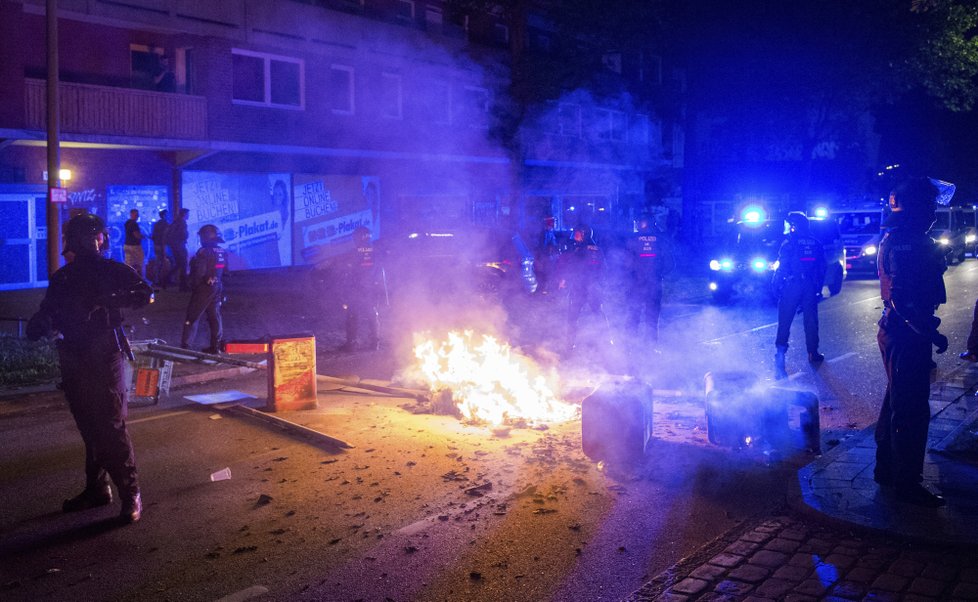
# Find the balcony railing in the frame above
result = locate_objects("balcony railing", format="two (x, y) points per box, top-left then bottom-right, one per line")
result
(25, 78), (207, 140)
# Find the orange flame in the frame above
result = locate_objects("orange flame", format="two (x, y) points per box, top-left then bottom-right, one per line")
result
(412, 331), (579, 426)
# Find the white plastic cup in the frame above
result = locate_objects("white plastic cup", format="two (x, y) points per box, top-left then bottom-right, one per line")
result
(209, 467), (232, 482)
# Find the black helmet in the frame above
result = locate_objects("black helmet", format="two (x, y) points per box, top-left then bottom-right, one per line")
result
(785, 211), (809, 234)
(63, 213), (106, 256)
(572, 224), (594, 245)
(198, 224), (225, 246)
(887, 177), (937, 230)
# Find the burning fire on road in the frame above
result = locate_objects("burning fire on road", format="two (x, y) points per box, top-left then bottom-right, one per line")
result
(410, 331), (579, 427)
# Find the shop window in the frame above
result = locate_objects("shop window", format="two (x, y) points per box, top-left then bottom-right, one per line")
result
(595, 108), (626, 141)
(232, 49), (304, 109)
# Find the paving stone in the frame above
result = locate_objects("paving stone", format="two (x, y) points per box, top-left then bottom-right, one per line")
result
(908, 576), (948, 598)
(823, 553), (857, 569)
(749, 549), (789, 568)
(743, 596), (777, 602)
(689, 563), (728, 582)
(831, 545), (861, 557)
(789, 552), (818, 568)
(653, 592), (688, 602)
(798, 538), (834, 555)
(889, 558), (925, 577)
(844, 566), (880, 583)
(728, 564), (770, 584)
(763, 537), (801, 554)
(920, 562), (957, 581)
(754, 577), (795, 598)
(741, 530), (772, 544)
(871, 572), (909, 592)
(708, 553), (745, 569)
(669, 577), (711, 596)
(782, 594), (818, 602)
(713, 579), (754, 596)
(779, 528), (807, 541)
(830, 579), (867, 599)
(952, 581), (978, 598)
(863, 589), (901, 601)
(958, 567), (978, 583)
(697, 592), (740, 602)
(857, 555), (890, 570)
(793, 578), (829, 597)
(725, 540), (760, 556)
(901, 595), (939, 602)
(773, 564), (811, 582)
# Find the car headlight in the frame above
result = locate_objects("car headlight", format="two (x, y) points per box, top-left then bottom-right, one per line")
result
(710, 258), (734, 271)
(863, 245), (877, 256)
(938, 237), (950, 246)
(750, 258), (768, 272)
(966, 234), (976, 244)
(709, 282), (718, 291)
(709, 259), (721, 271)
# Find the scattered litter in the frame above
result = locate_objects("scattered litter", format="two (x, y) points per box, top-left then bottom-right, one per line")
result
(185, 390), (257, 405)
(469, 572), (482, 581)
(532, 508), (557, 515)
(464, 482), (493, 496)
(232, 546), (258, 554)
(255, 494), (273, 507)
(210, 467), (232, 482)
(209, 414), (222, 420)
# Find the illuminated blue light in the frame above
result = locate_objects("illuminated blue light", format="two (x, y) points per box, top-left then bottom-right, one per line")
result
(812, 207), (828, 218)
(709, 282), (718, 291)
(751, 258), (768, 272)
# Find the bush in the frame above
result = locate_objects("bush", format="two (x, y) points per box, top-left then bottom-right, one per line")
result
(0, 335), (59, 387)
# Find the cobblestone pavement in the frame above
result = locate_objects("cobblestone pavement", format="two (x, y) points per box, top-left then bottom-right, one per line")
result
(627, 514), (978, 601)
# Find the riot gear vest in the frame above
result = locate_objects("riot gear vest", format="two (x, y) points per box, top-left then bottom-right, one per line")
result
(190, 246), (227, 289)
(778, 234), (824, 281)
(878, 227), (946, 321)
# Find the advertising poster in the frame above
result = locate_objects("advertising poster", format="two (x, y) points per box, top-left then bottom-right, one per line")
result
(269, 336), (318, 412)
(105, 185), (169, 263)
(181, 171), (292, 270)
(292, 174), (380, 266)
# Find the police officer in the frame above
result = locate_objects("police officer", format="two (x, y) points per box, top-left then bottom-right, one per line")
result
(535, 215), (561, 295)
(874, 177), (949, 507)
(626, 213), (674, 345)
(150, 209), (171, 288)
(181, 224), (227, 353)
(339, 226), (382, 352)
(773, 212), (826, 379)
(558, 224), (607, 351)
(166, 208), (191, 292)
(27, 213), (153, 524)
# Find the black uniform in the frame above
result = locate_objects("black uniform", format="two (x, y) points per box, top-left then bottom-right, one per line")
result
(181, 245), (227, 352)
(625, 228), (671, 343)
(875, 224), (947, 489)
(774, 229), (826, 354)
(558, 231), (605, 346)
(28, 252), (152, 515)
(339, 236), (382, 351)
(150, 216), (171, 285)
(166, 214), (190, 292)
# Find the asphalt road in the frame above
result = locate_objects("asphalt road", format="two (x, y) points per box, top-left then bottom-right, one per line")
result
(3, 260), (978, 602)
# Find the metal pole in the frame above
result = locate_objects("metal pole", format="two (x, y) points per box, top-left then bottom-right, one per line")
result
(46, 0), (61, 274)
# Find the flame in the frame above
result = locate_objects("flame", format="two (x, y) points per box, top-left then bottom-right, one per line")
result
(412, 330), (579, 426)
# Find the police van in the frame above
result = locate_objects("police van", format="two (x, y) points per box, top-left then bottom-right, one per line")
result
(834, 204), (884, 278)
(931, 204), (969, 264)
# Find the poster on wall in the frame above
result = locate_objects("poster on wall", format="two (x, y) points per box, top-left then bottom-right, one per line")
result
(105, 185), (170, 263)
(292, 174), (380, 266)
(181, 171), (292, 270)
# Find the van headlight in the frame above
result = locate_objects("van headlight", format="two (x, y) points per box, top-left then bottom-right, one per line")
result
(863, 245), (877, 256)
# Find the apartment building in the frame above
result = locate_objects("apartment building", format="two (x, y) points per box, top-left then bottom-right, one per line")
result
(0, 0), (682, 288)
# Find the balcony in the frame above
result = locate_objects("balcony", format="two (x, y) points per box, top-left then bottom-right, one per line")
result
(24, 78), (207, 141)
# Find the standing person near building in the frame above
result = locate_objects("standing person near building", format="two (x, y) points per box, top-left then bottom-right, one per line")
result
(558, 224), (607, 352)
(874, 177), (949, 507)
(26, 213), (153, 524)
(150, 209), (171, 288)
(772, 212), (826, 380)
(338, 226), (383, 352)
(626, 213), (674, 346)
(181, 225), (227, 353)
(123, 209), (146, 278)
(535, 215), (561, 295)
(167, 208), (191, 292)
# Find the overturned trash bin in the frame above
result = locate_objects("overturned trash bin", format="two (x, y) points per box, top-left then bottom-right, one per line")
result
(582, 379), (654, 465)
(704, 371), (820, 453)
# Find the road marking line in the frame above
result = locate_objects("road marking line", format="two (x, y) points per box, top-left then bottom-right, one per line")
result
(129, 410), (191, 425)
(827, 352), (856, 364)
(700, 321), (777, 344)
(214, 585), (269, 602)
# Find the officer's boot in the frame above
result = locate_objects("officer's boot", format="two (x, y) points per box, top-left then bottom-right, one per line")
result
(340, 309), (357, 352)
(112, 469), (142, 524)
(363, 308), (380, 351)
(774, 346), (788, 380)
(62, 473), (113, 513)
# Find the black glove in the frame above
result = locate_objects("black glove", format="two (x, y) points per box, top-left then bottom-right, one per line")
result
(932, 332), (949, 354)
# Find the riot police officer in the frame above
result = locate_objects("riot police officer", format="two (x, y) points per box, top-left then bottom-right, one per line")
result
(874, 177), (949, 507)
(339, 226), (383, 352)
(558, 224), (607, 351)
(181, 224), (227, 353)
(27, 213), (153, 524)
(626, 213), (674, 345)
(773, 212), (826, 379)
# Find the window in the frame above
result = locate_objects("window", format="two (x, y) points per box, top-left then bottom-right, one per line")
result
(461, 86), (489, 128)
(397, 0), (416, 21)
(629, 114), (650, 145)
(232, 49), (304, 108)
(381, 73), (403, 119)
(558, 103), (581, 137)
(328, 65), (355, 114)
(595, 109), (626, 141)
(493, 23), (509, 45)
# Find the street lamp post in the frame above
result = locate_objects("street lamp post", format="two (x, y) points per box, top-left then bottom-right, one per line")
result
(46, 0), (61, 275)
